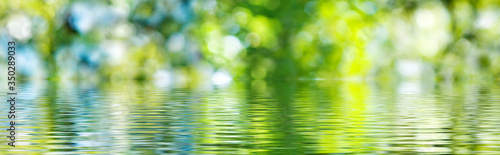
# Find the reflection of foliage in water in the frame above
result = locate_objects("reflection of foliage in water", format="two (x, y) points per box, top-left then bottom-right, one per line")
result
(0, 0), (499, 84)
(8, 81), (500, 154)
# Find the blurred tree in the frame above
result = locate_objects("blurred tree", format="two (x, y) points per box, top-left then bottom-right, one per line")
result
(1, 0), (499, 83)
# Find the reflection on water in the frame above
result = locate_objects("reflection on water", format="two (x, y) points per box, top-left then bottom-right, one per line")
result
(2, 81), (500, 154)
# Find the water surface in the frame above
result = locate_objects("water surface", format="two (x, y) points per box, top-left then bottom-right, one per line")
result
(2, 81), (500, 154)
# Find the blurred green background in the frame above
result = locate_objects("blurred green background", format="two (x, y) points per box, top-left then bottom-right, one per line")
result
(1, 0), (499, 86)
(2, 1), (500, 154)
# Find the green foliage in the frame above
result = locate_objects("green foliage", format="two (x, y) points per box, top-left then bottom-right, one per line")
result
(1, 0), (499, 83)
